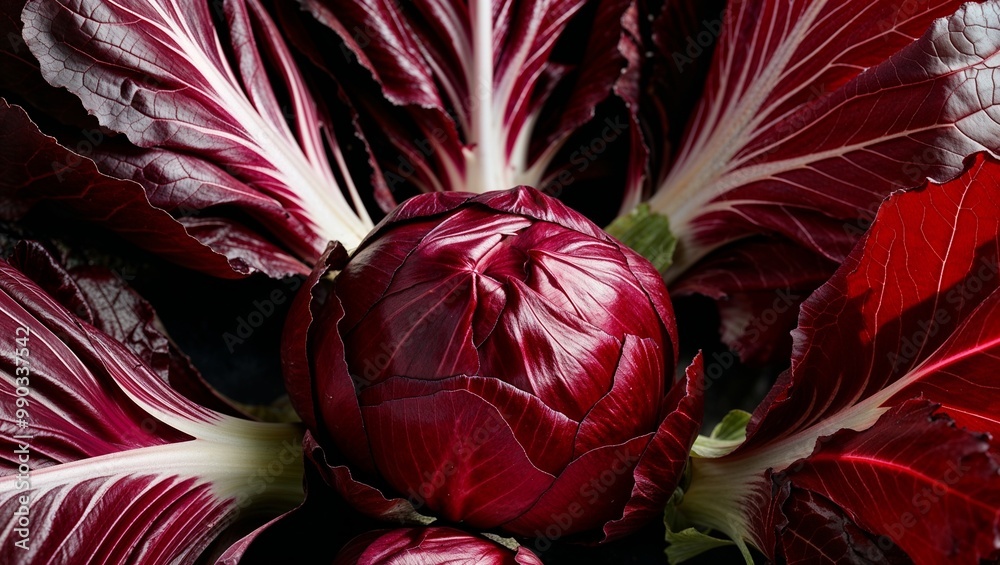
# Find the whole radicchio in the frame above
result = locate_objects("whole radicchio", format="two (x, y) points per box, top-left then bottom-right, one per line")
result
(283, 187), (703, 547)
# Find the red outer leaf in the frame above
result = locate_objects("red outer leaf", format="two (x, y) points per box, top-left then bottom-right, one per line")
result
(362, 386), (558, 528)
(281, 242), (350, 435)
(780, 400), (1000, 564)
(0, 99), (285, 278)
(746, 154), (1000, 447)
(640, 1), (1000, 364)
(674, 155), (1000, 563)
(303, 433), (433, 526)
(360, 376), (578, 478)
(0, 264), (191, 468)
(776, 485), (910, 564)
(601, 353), (703, 540)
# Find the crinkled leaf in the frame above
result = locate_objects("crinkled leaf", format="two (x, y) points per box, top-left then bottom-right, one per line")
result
(673, 155), (1000, 563)
(8, 240), (241, 416)
(21, 0), (375, 272)
(648, 0), (996, 279)
(775, 485), (910, 564)
(0, 258), (304, 564)
(778, 400), (1000, 564)
(0, 99), (286, 277)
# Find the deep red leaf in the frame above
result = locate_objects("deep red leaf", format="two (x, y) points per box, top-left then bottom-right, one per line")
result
(673, 154), (1000, 564)
(299, 0), (644, 202)
(781, 400), (1000, 565)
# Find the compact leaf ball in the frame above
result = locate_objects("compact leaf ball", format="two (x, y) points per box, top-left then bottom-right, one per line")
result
(285, 187), (702, 544)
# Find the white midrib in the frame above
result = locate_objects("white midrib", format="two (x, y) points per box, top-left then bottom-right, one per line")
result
(151, 0), (373, 250)
(651, 2), (828, 280)
(681, 328), (1000, 550)
(467, 0), (504, 193)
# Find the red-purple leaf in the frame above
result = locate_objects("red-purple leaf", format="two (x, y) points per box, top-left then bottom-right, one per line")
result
(647, 0), (996, 282)
(20, 0), (376, 271)
(8, 240), (243, 416)
(299, 0), (644, 201)
(363, 386), (558, 528)
(776, 484), (910, 564)
(303, 433), (434, 526)
(0, 258), (304, 564)
(780, 400), (1000, 565)
(0, 99), (291, 278)
(601, 353), (704, 540)
(747, 154), (1000, 446)
(672, 155), (1000, 563)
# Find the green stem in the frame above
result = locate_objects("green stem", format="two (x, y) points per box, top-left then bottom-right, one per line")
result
(605, 204), (677, 272)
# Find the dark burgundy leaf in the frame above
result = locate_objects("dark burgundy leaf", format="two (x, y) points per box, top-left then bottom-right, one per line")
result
(0, 99), (295, 278)
(299, 0), (645, 203)
(8, 240), (242, 416)
(20, 0), (377, 274)
(780, 400), (1000, 565)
